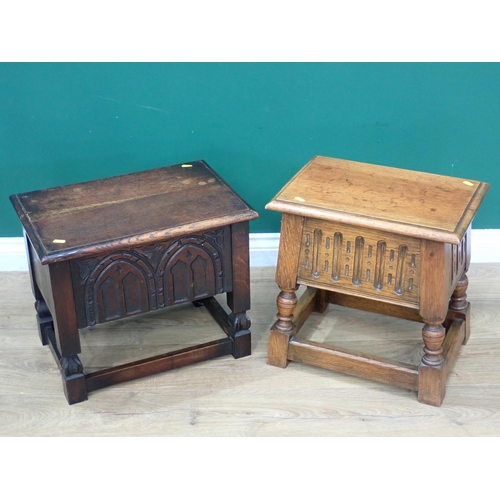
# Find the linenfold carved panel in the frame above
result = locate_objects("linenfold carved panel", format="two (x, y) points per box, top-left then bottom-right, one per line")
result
(71, 228), (230, 327)
(298, 218), (421, 306)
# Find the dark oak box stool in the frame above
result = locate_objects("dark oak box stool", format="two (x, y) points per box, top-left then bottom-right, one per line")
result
(266, 156), (489, 406)
(10, 160), (258, 404)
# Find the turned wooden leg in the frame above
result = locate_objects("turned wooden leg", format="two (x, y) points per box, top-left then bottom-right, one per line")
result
(60, 353), (86, 405)
(449, 273), (471, 345)
(417, 239), (450, 406)
(35, 299), (53, 346)
(421, 323), (446, 368)
(228, 312), (251, 358)
(418, 322), (446, 406)
(268, 213), (304, 368)
(267, 287), (298, 368)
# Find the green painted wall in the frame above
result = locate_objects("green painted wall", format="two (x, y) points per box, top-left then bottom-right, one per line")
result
(1, 63), (498, 236)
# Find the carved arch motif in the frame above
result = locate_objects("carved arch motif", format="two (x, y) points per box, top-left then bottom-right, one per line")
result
(157, 236), (224, 307)
(84, 252), (156, 325)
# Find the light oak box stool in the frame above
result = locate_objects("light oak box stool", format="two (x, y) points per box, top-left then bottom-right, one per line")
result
(266, 156), (489, 406)
(10, 160), (258, 404)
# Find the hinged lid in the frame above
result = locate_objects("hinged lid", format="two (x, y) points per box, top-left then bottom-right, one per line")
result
(266, 156), (489, 244)
(11, 160), (258, 263)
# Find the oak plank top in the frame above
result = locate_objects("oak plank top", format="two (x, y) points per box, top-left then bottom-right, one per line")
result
(266, 156), (489, 244)
(11, 160), (258, 264)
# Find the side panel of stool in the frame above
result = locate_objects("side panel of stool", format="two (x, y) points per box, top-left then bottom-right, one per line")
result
(448, 225), (472, 344)
(447, 225), (471, 297)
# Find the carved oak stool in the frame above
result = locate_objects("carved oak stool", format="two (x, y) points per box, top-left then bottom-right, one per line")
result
(266, 156), (489, 406)
(10, 160), (258, 404)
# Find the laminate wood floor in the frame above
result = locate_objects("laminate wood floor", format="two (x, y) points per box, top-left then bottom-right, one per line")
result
(1, 265), (500, 437)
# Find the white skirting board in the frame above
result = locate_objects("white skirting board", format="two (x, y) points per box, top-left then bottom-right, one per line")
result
(1, 230), (499, 271)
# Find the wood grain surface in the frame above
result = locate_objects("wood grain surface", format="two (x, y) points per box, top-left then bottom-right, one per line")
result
(10, 160), (258, 263)
(266, 156), (489, 244)
(1, 265), (500, 437)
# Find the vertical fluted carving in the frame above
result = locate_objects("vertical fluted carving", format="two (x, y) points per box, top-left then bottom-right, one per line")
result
(332, 232), (343, 281)
(352, 236), (364, 286)
(312, 229), (322, 278)
(298, 221), (421, 304)
(374, 240), (386, 290)
(394, 245), (407, 295)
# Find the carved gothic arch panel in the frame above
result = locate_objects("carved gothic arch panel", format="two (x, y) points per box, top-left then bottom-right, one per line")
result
(84, 252), (156, 325)
(162, 243), (218, 306)
(157, 236), (224, 306)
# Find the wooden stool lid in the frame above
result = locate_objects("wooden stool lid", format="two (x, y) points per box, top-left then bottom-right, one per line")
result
(11, 160), (258, 263)
(266, 156), (489, 244)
